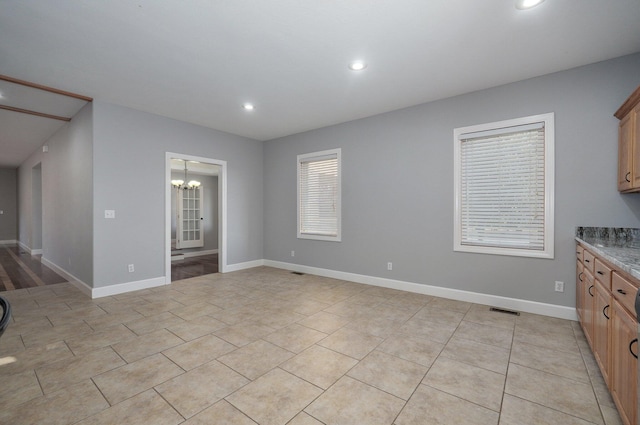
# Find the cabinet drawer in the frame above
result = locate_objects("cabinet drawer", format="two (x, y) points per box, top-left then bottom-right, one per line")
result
(583, 250), (595, 272)
(594, 258), (613, 290)
(576, 245), (584, 262)
(612, 272), (639, 316)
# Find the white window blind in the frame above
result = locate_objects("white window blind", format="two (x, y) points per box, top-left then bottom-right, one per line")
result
(297, 149), (341, 241)
(454, 113), (554, 259)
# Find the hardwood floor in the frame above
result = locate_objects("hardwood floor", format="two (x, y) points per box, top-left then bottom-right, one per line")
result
(0, 244), (217, 290)
(0, 244), (67, 292)
(171, 253), (218, 281)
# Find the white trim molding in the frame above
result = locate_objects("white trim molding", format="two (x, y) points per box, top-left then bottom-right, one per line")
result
(41, 257), (92, 298)
(264, 260), (577, 321)
(1, 239), (18, 245)
(225, 259), (265, 273)
(92, 276), (167, 299)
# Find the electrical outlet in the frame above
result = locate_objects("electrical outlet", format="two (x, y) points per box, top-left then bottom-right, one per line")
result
(128, 264), (135, 273)
(105, 210), (115, 219)
(387, 262), (393, 271)
(291, 250), (295, 257)
(554, 281), (564, 292)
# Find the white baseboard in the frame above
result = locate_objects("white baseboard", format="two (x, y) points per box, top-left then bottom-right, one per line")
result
(41, 257), (92, 298)
(92, 276), (167, 299)
(15, 241), (42, 255)
(0, 239), (18, 245)
(225, 259), (265, 273)
(264, 260), (578, 321)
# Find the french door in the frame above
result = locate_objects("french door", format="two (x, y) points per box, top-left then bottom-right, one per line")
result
(176, 187), (204, 249)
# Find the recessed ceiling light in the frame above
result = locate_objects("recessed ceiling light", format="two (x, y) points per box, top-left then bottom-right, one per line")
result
(348, 61), (367, 71)
(515, 0), (545, 10)
(242, 103), (255, 111)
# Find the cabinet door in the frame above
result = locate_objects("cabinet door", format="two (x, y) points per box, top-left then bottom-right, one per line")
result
(576, 260), (585, 322)
(619, 112), (634, 191)
(611, 301), (638, 425)
(593, 280), (611, 385)
(633, 105), (640, 189)
(583, 268), (596, 347)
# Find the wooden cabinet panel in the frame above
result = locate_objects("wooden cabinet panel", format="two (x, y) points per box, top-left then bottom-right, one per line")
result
(633, 105), (640, 189)
(577, 245), (584, 262)
(583, 250), (595, 272)
(616, 86), (640, 193)
(583, 268), (596, 347)
(613, 272), (639, 316)
(594, 280), (611, 384)
(595, 258), (613, 290)
(611, 300), (638, 425)
(619, 112), (634, 191)
(577, 260), (585, 322)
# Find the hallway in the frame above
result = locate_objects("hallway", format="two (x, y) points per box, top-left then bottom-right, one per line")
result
(0, 244), (67, 292)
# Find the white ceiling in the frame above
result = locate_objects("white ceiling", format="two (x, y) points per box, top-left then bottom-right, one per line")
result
(1, 0), (639, 168)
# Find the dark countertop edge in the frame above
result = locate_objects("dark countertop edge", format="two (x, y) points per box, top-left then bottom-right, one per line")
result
(575, 236), (640, 281)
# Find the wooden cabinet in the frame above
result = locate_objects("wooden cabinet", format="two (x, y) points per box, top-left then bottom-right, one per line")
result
(611, 297), (638, 425)
(583, 266), (596, 346)
(615, 86), (640, 193)
(576, 243), (638, 425)
(593, 279), (611, 384)
(577, 260), (585, 322)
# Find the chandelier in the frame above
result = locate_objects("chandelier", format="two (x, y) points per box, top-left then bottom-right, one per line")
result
(171, 161), (201, 189)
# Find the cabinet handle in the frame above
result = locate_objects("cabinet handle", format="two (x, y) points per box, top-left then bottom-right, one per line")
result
(626, 172), (631, 183)
(596, 271), (604, 275)
(602, 305), (610, 319)
(617, 289), (627, 295)
(588, 285), (594, 297)
(585, 259), (590, 263)
(579, 272), (584, 282)
(630, 339), (638, 359)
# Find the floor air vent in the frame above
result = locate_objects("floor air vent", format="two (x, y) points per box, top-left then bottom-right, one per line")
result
(489, 307), (520, 316)
(291, 271), (305, 276)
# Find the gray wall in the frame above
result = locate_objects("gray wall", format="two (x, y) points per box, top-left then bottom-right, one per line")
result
(92, 101), (263, 288)
(0, 168), (18, 241)
(264, 53), (640, 308)
(18, 102), (94, 284)
(170, 172), (219, 252)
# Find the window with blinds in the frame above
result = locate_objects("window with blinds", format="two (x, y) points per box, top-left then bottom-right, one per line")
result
(454, 113), (554, 259)
(297, 148), (341, 241)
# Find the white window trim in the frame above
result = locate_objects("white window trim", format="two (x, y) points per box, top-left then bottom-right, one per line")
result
(297, 148), (342, 242)
(453, 113), (555, 259)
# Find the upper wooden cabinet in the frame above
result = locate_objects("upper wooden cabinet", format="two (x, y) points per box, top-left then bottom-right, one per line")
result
(615, 86), (640, 192)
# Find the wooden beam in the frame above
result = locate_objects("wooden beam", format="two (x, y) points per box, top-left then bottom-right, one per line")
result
(0, 74), (93, 102)
(0, 104), (71, 122)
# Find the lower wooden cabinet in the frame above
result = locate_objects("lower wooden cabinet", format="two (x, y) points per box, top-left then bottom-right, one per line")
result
(611, 299), (638, 425)
(593, 280), (611, 384)
(582, 267), (596, 347)
(576, 243), (638, 425)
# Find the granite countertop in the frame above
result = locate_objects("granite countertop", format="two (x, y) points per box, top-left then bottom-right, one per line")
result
(575, 227), (640, 281)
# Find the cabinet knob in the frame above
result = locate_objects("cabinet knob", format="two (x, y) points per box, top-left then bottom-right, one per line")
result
(626, 172), (631, 183)
(630, 339), (638, 359)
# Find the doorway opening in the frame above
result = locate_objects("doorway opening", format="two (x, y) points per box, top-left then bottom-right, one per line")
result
(165, 153), (227, 284)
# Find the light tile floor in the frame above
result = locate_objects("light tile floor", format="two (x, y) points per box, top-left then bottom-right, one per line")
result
(0, 267), (624, 425)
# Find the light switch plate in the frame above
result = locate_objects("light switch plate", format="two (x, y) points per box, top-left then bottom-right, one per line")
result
(104, 210), (115, 219)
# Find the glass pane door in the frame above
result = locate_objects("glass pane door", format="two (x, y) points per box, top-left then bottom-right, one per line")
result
(176, 187), (204, 249)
